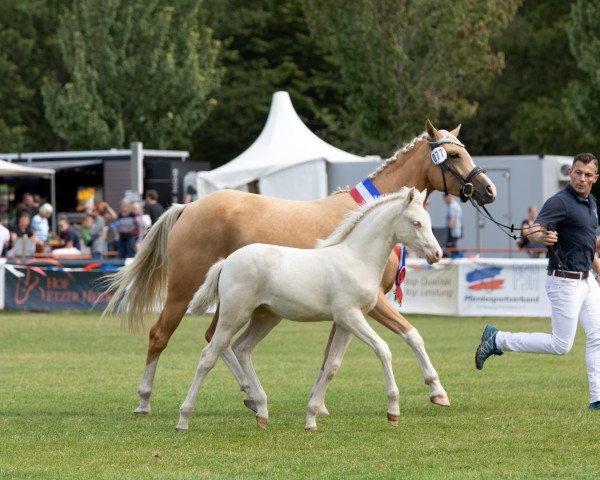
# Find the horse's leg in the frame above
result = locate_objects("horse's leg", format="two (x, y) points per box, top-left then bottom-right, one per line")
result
(135, 298), (189, 415)
(368, 252), (450, 407)
(306, 326), (353, 431)
(176, 311), (249, 431)
(232, 311), (282, 428)
(204, 307), (254, 410)
(334, 309), (400, 426)
(369, 289), (449, 407)
(308, 324), (339, 416)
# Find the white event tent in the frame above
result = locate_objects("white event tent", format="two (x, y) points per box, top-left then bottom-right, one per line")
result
(196, 91), (378, 200)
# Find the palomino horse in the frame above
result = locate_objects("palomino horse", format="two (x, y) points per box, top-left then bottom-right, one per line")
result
(177, 188), (442, 431)
(103, 121), (496, 416)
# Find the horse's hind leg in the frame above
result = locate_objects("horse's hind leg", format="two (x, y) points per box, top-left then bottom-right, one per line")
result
(306, 326), (353, 431)
(232, 311), (282, 428)
(135, 298), (189, 415)
(370, 289), (449, 407)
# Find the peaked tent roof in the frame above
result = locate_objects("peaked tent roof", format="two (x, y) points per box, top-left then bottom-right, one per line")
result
(197, 91), (369, 193)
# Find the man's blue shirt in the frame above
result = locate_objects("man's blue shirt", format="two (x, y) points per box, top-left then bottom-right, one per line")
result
(535, 184), (598, 272)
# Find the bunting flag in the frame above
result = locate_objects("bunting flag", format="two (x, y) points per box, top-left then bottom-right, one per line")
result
(393, 244), (407, 305)
(350, 177), (408, 306)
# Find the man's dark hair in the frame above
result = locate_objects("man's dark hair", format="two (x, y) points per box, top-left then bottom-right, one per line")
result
(145, 189), (159, 201)
(573, 153), (598, 171)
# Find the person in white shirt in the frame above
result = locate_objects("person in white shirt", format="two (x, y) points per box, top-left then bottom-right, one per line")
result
(0, 216), (10, 256)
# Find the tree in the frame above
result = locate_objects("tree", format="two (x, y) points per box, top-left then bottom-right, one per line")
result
(0, 0), (68, 152)
(194, 0), (345, 167)
(568, 0), (600, 148)
(301, 0), (521, 155)
(42, 0), (222, 150)
(459, 0), (596, 156)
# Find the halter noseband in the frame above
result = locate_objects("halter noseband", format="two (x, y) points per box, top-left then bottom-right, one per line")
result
(426, 135), (483, 203)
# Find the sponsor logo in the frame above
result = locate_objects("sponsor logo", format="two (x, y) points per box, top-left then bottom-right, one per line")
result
(466, 267), (504, 291)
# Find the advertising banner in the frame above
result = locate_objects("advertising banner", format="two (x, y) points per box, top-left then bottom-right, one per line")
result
(3, 259), (115, 311)
(457, 258), (550, 317)
(388, 260), (459, 315)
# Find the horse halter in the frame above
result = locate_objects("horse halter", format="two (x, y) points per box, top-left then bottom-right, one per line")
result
(426, 134), (484, 203)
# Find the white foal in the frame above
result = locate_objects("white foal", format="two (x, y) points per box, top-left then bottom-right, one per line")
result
(176, 187), (442, 431)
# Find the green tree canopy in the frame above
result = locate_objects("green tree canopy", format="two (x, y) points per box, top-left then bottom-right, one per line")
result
(42, 0), (222, 150)
(301, 0), (521, 155)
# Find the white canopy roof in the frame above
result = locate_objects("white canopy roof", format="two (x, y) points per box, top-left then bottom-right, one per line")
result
(0, 159), (55, 177)
(197, 91), (373, 200)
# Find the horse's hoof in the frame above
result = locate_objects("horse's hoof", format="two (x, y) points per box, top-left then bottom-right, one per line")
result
(244, 398), (258, 413)
(305, 426), (317, 432)
(134, 407), (151, 415)
(430, 395), (451, 407)
(175, 425), (188, 432)
(387, 413), (399, 426)
(256, 416), (268, 429)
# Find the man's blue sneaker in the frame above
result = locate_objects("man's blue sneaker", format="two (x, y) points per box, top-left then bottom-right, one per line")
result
(475, 325), (503, 370)
(589, 401), (600, 410)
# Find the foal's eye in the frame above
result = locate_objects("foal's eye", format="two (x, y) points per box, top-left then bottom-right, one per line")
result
(412, 220), (421, 228)
(449, 153), (460, 160)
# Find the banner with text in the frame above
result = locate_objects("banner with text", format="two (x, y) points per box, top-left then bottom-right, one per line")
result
(3, 261), (114, 311)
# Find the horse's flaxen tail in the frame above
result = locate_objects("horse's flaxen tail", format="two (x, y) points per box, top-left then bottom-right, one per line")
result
(188, 259), (225, 315)
(101, 203), (186, 333)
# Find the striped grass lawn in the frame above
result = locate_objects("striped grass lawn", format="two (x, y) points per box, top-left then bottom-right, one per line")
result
(1, 311), (599, 479)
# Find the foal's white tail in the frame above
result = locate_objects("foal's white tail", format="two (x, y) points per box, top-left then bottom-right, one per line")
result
(101, 204), (186, 333)
(189, 259), (226, 315)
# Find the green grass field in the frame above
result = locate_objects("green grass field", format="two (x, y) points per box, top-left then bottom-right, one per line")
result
(1, 311), (599, 479)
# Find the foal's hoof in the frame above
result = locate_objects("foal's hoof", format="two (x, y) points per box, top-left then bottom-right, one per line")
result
(256, 416), (268, 429)
(175, 424), (188, 433)
(305, 425), (318, 432)
(387, 413), (399, 426)
(244, 398), (258, 413)
(134, 406), (151, 415)
(430, 395), (451, 407)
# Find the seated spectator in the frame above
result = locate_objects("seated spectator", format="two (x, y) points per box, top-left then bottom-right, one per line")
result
(31, 203), (53, 244)
(57, 215), (81, 250)
(8, 211), (38, 256)
(0, 216), (9, 256)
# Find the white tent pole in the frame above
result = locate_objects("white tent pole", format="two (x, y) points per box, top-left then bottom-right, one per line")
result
(50, 173), (57, 233)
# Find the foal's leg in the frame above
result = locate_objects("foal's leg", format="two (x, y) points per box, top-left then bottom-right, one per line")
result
(370, 289), (449, 406)
(176, 313), (248, 431)
(306, 326), (353, 431)
(334, 308), (401, 426)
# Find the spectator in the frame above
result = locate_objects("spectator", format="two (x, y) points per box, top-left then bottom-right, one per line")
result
(132, 201), (150, 252)
(517, 205), (545, 258)
(0, 216), (9, 256)
(31, 194), (41, 216)
(9, 211), (36, 246)
(31, 203), (53, 244)
(81, 210), (105, 259)
(15, 193), (35, 221)
(95, 200), (118, 253)
(57, 215), (81, 250)
(444, 193), (463, 256)
(143, 189), (164, 225)
(116, 198), (140, 258)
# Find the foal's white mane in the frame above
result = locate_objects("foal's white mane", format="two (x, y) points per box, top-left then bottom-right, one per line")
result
(317, 187), (414, 249)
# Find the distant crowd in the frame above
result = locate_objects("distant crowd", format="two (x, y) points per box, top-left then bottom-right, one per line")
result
(0, 190), (165, 259)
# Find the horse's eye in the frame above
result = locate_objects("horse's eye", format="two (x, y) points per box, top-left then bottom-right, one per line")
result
(449, 152), (460, 160)
(412, 220), (421, 228)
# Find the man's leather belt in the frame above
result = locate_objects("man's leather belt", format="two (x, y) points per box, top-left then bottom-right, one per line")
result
(547, 270), (589, 280)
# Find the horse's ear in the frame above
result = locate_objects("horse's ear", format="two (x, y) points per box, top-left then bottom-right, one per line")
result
(426, 119), (437, 138)
(450, 124), (462, 137)
(408, 187), (416, 203)
(421, 188), (428, 199)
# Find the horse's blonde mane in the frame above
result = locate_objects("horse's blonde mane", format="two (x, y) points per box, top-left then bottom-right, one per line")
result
(368, 132), (428, 179)
(317, 187), (413, 248)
